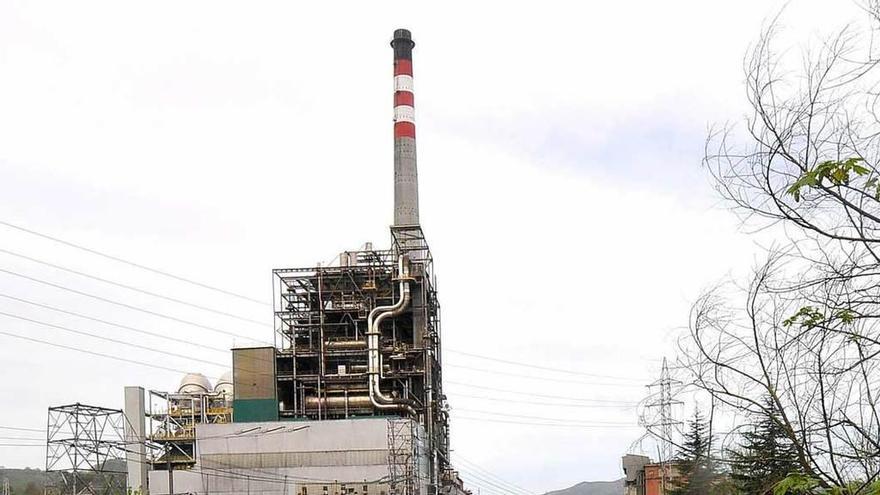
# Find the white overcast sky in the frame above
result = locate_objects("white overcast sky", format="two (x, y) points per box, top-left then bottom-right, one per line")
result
(0, 0), (868, 492)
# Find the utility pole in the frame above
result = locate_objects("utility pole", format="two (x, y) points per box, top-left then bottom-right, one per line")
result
(166, 443), (174, 495)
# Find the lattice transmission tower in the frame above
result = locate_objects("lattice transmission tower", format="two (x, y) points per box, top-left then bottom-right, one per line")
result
(45, 403), (129, 495)
(641, 358), (682, 492)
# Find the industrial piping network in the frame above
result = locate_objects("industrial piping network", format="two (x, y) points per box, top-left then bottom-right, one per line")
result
(367, 255), (416, 415)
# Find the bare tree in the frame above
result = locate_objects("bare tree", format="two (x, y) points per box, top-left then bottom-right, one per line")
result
(707, 8), (880, 251)
(680, 253), (880, 492)
(680, 7), (880, 493)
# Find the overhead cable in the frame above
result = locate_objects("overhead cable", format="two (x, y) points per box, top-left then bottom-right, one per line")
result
(0, 247), (267, 326)
(0, 219), (269, 306)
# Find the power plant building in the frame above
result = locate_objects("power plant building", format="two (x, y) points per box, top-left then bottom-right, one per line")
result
(123, 28), (463, 495)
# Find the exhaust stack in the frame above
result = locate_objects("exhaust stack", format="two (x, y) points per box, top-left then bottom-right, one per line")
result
(392, 29), (419, 226)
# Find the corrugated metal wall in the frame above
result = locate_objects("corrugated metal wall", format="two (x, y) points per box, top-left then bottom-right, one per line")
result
(201, 450), (388, 468)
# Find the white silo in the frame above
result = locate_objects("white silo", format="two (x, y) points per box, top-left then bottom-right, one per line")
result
(214, 371), (234, 402)
(178, 372), (212, 394)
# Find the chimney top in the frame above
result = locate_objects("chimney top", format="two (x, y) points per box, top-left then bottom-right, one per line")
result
(393, 29), (413, 42)
(391, 29), (415, 60)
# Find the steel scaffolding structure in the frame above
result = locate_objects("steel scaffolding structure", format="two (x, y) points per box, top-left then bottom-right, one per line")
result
(387, 418), (422, 495)
(272, 225), (448, 492)
(147, 389), (232, 470)
(45, 403), (128, 495)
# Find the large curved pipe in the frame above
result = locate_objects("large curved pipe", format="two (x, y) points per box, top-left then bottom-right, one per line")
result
(366, 255), (416, 415)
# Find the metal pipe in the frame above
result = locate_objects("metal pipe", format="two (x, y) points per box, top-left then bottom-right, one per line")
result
(324, 340), (368, 350)
(366, 255), (416, 415)
(305, 395), (374, 410)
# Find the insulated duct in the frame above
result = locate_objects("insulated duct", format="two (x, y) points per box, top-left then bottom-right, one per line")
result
(366, 255), (416, 415)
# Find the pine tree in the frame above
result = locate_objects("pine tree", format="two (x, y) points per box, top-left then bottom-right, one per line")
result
(729, 397), (801, 494)
(670, 409), (720, 495)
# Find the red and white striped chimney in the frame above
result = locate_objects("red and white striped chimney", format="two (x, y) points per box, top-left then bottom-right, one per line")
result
(392, 29), (419, 226)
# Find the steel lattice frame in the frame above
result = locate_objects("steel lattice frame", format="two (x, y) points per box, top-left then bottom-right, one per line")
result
(46, 403), (128, 495)
(387, 418), (422, 495)
(641, 359), (682, 493)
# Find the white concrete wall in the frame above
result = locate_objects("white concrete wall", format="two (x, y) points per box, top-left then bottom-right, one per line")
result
(138, 418), (427, 495)
(143, 418), (430, 495)
(196, 419), (391, 494)
(124, 386), (148, 494)
(148, 469), (204, 495)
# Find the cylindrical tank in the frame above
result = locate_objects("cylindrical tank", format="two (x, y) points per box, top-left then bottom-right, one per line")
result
(214, 371), (234, 400)
(178, 372), (212, 394)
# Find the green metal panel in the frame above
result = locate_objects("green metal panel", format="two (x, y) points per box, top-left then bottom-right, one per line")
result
(233, 398), (278, 423)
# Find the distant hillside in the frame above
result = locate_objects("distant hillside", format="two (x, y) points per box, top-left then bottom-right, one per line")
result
(1, 467), (126, 494)
(544, 479), (625, 495)
(0, 468), (55, 495)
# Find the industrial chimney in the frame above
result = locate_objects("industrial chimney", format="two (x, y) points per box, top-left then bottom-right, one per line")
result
(392, 29), (419, 226)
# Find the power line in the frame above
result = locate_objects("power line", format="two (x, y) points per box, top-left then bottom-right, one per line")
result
(0, 219), (269, 306)
(0, 291), (638, 404)
(0, 329), (196, 376)
(0, 426), (44, 433)
(0, 306), (281, 379)
(454, 416), (643, 429)
(0, 266), (269, 344)
(458, 481), (506, 495)
(2, 312), (642, 429)
(457, 473), (522, 495)
(447, 392), (636, 409)
(0, 292), (230, 354)
(455, 408), (637, 426)
(454, 473), (509, 495)
(455, 456), (534, 495)
(0, 303), (302, 379)
(445, 380), (639, 404)
(456, 467), (526, 495)
(0, 247), (266, 326)
(0, 294), (642, 426)
(447, 363), (644, 388)
(0, 310), (229, 369)
(446, 348), (647, 382)
(0, 276), (638, 399)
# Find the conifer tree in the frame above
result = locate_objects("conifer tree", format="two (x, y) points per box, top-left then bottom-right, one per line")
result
(671, 409), (720, 495)
(729, 397), (801, 494)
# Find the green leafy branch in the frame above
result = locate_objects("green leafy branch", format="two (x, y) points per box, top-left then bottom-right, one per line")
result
(774, 474), (880, 495)
(786, 158), (875, 202)
(782, 306), (855, 329)
(774, 474), (821, 494)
